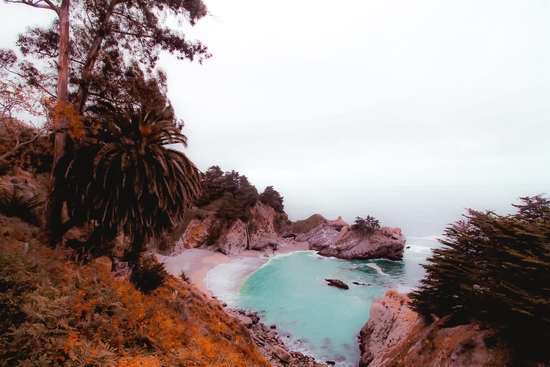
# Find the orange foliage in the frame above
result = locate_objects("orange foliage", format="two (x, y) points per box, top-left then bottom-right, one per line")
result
(0, 220), (271, 367)
(44, 99), (85, 141)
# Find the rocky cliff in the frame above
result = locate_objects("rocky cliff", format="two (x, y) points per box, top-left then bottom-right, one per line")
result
(172, 210), (406, 261)
(295, 217), (405, 261)
(172, 201), (283, 256)
(359, 290), (504, 367)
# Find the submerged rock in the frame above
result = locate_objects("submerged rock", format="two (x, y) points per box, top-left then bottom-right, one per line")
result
(325, 278), (349, 290)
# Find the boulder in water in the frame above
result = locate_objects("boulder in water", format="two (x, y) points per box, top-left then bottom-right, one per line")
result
(325, 278), (349, 290)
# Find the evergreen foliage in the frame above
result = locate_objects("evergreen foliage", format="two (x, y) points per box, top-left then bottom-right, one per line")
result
(260, 186), (284, 213)
(199, 166), (259, 222)
(409, 195), (550, 359)
(5, 0), (210, 249)
(351, 215), (380, 234)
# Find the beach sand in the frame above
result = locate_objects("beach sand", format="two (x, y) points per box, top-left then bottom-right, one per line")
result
(157, 240), (310, 297)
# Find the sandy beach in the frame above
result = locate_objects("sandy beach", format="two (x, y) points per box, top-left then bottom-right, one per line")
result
(157, 240), (310, 297)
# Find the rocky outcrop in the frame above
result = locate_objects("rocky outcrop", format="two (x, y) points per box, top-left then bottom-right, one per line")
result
(325, 279), (349, 290)
(174, 210), (404, 261)
(359, 290), (501, 367)
(171, 213), (217, 255)
(173, 202), (282, 257)
(296, 217), (405, 261)
(248, 202), (282, 251)
(226, 308), (327, 367)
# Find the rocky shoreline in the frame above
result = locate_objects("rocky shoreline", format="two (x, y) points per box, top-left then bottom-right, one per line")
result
(225, 308), (328, 367)
(173, 202), (406, 262)
(165, 203), (408, 366)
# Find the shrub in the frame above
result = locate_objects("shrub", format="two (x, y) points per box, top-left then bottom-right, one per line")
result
(130, 254), (169, 294)
(180, 271), (191, 283)
(351, 215), (380, 234)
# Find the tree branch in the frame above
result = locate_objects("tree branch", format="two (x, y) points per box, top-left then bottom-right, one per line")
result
(6, 0), (59, 14)
(0, 130), (44, 160)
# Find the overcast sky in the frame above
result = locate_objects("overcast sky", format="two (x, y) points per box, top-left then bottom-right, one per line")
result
(1, 0), (549, 192)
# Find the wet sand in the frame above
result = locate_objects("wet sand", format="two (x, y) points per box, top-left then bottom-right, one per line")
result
(157, 240), (310, 297)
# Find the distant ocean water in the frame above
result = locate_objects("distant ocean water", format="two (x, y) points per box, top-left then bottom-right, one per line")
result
(207, 184), (548, 366)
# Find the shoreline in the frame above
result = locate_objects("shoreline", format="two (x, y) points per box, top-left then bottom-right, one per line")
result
(157, 240), (310, 298)
(155, 241), (329, 367)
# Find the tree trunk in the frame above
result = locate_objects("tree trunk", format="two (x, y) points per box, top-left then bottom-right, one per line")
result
(40, 0), (71, 246)
(75, 0), (116, 114)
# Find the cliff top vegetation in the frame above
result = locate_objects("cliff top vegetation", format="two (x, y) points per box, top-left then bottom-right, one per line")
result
(198, 165), (285, 222)
(410, 195), (550, 364)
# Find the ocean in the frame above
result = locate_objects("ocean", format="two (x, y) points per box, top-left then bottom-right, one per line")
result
(206, 184), (548, 366)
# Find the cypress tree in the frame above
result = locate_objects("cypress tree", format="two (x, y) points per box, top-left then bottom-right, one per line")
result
(409, 195), (550, 358)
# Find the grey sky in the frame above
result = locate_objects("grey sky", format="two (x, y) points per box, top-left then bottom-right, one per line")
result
(1, 0), (549, 192)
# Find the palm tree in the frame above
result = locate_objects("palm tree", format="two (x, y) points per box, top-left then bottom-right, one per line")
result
(65, 101), (202, 261)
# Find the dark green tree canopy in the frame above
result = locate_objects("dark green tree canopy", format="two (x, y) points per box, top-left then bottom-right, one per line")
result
(409, 195), (550, 359)
(351, 215), (380, 234)
(199, 166), (260, 222)
(260, 186), (284, 213)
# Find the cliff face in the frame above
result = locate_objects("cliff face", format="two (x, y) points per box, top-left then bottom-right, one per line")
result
(295, 217), (405, 261)
(172, 202), (282, 256)
(359, 290), (500, 367)
(247, 202), (282, 250)
(172, 209), (405, 261)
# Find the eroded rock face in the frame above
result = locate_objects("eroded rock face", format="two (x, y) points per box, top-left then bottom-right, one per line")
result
(217, 219), (249, 256)
(359, 290), (422, 366)
(248, 202), (282, 251)
(359, 290), (498, 367)
(296, 217), (405, 261)
(174, 202), (281, 256)
(172, 213), (217, 255)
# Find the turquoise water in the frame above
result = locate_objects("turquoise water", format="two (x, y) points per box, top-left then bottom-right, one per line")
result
(207, 184), (549, 366)
(238, 251), (408, 366)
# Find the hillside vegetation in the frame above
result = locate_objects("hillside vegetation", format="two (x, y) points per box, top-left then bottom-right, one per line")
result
(0, 215), (270, 367)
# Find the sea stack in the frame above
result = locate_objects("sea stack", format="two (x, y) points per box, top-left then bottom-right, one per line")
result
(295, 217), (406, 261)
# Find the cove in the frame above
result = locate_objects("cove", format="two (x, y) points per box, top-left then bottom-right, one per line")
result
(237, 251), (407, 366)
